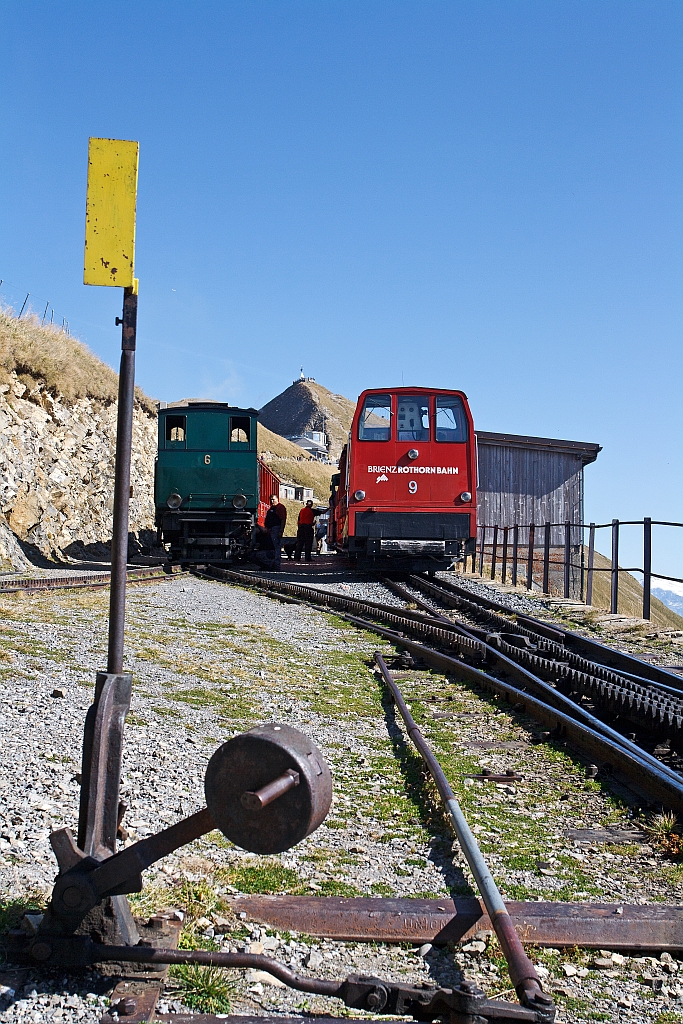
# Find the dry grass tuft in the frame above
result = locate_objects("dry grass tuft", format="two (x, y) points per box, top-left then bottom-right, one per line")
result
(643, 811), (683, 858)
(0, 306), (156, 413)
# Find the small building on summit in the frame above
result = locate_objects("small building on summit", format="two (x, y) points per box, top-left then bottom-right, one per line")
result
(285, 430), (329, 461)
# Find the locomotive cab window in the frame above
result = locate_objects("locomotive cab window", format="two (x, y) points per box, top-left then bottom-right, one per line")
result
(358, 394), (391, 441)
(435, 395), (468, 442)
(397, 396), (429, 441)
(165, 415), (186, 444)
(230, 416), (251, 447)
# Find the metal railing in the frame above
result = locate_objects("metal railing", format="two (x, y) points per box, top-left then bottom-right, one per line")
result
(468, 519), (683, 620)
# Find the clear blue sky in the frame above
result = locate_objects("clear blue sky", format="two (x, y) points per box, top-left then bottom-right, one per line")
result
(1, 1), (681, 577)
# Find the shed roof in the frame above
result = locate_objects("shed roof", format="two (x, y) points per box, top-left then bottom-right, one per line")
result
(475, 430), (601, 466)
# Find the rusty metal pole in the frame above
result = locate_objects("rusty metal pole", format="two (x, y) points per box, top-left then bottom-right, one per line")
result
(563, 521), (571, 599)
(511, 523), (519, 587)
(611, 519), (619, 615)
(478, 526), (485, 576)
(107, 287), (137, 674)
(75, 287), (139, 946)
(586, 523), (595, 606)
(501, 526), (508, 584)
(374, 653), (553, 1016)
(490, 524), (498, 581)
(542, 521), (551, 595)
(643, 518), (652, 621)
(526, 522), (535, 590)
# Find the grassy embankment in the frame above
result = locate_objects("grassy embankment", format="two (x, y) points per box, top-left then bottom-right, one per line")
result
(0, 307), (156, 412)
(588, 548), (683, 627)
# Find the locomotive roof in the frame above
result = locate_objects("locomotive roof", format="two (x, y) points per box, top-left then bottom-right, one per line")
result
(158, 399), (258, 414)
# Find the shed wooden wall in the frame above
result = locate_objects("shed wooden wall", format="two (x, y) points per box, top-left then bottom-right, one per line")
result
(476, 442), (584, 543)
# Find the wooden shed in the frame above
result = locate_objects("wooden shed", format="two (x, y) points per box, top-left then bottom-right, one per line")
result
(476, 431), (601, 534)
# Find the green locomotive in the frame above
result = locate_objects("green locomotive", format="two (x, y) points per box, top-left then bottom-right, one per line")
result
(155, 399), (272, 564)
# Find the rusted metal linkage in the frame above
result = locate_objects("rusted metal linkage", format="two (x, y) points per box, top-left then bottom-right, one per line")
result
(12, 939), (552, 1023)
(374, 652), (553, 1019)
(227, 895), (683, 952)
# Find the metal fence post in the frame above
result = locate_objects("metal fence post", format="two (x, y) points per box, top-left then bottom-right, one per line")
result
(526, 523), (535, 590)
(643, 517), (652, 620)
(611, 519), (619, 615)
(491, 525), (498, 581)
(478, 525), (485, 576)
(107, 286), (138, 675)
(501, 526), (509, 584)
(563, 520), (571, 599)
(511, 524), (519, 587)
(542, 521), (551, 595)
(586, 523), (595, 606)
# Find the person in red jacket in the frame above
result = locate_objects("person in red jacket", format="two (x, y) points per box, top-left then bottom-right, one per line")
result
(294, 500), (316, 562)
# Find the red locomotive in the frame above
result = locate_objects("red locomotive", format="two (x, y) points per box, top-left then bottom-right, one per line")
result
(328, 388), (477, 570)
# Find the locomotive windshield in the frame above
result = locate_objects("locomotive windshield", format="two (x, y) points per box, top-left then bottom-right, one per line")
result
(435, 395), (468, 442)
(397, 396), (429, 441)
(358, 394), (391, 441)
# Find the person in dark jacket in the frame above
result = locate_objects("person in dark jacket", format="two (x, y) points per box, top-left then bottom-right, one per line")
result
(265, 494), (286, 569)
(294, 500), (316, 562)
(249, 524), (277, 570)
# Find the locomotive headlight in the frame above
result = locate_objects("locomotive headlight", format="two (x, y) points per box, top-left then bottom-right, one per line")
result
(232, 493), (248, 509)
(459, 491), (472, 502)
(354, 489), (366, 501)
(166, 492), (182, 509)
(407, 449), (419, 460)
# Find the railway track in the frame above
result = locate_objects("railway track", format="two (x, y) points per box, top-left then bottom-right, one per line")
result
(198, 564), (683, 815)
(0, 563), (178, 593)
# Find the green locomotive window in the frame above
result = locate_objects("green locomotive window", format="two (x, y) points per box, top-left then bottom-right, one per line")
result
(165, 415), (186, 443)
(230, 416), (251, 447)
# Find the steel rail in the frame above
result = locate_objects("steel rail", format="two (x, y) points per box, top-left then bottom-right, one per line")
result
(0, 566), (175, 594)
(348, 615), (683, 812)
(374, 652), (551, 1014)
(205, 565), (683, 785)
(201, 566), (683, 811)
(421, 573), (683, 691)
(409, 576), (683, 712)
(382, 579), (683, 788)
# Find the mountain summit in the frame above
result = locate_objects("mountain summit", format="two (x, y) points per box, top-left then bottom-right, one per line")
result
(259, 378), (356, 460)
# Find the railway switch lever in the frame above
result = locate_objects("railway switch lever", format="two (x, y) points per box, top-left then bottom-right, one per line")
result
(24, 723), (331, 940)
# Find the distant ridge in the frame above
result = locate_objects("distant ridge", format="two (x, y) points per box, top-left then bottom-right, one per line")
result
(259, 379), (356, 460)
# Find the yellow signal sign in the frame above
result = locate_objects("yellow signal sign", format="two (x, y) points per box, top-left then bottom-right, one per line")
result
(84, 138), (139, 288)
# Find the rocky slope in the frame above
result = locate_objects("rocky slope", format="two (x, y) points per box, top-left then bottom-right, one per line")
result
(258, 378), (356, 460)
(0, 371), (157, 568)
(0, 311), (157, 570)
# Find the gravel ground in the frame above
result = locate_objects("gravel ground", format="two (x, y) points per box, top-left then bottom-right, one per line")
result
(1, 574), (683, 1024)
